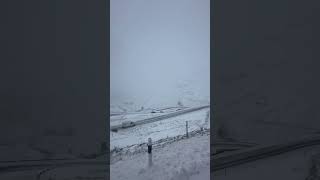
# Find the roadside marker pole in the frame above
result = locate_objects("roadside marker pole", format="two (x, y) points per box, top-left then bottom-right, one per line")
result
(147, 138), (153, 167)
(186, 121), (189, 138)
(148, 138), (152, 154)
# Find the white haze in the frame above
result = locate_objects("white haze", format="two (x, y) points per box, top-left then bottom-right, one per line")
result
(111, 0), (210, 110)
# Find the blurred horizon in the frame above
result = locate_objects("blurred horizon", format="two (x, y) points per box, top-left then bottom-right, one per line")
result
(110, 0), (210, 111)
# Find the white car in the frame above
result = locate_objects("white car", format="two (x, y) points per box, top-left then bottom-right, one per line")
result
(121, 121), (135, 128)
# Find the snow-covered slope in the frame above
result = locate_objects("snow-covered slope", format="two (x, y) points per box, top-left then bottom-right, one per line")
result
(110, 106), (210, 180)
(110, 80), (209, 114)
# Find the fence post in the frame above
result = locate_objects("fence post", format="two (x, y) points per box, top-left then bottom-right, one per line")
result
(186, 121), (188, 138)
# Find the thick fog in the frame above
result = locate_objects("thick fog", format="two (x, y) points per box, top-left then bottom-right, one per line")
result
(111, 0), (210, 110)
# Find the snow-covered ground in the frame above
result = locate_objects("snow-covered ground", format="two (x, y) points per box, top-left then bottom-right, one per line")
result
(110, 107), (210, 149)
(110, 105), (210, 180)
(110, 133), (210, 180)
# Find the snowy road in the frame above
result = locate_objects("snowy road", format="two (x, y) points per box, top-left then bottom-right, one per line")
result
(110, 105), (209, 130)
(110, 107), (210, 149)
(110, 107), (187, 127)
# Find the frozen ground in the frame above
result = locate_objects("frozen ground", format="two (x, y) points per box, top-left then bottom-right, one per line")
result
(110, 133), (210, 180)
(110, 107), (210, 149)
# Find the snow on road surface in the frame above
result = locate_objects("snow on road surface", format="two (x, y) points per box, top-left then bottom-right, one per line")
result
(111, 134), (210, 180)
(110, 107), (187, 127)
(110, 107), (210, 149)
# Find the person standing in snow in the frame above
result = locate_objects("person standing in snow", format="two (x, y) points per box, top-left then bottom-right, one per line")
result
(147, 137), (152, 154)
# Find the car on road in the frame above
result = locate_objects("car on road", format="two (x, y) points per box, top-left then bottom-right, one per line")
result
(121, 121), (135, 128)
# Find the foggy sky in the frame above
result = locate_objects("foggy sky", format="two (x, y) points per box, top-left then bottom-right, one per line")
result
(111, 0), (210, 108)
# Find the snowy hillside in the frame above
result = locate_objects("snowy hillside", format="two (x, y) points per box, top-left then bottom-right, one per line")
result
(110, 80), (209, 114)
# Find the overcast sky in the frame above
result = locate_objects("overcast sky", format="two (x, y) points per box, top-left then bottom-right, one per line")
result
(111, 0), (210, 108)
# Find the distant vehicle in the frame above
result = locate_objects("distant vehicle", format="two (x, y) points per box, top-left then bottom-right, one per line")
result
(121, 121), (135, 128)
(111, 128), (118, 132)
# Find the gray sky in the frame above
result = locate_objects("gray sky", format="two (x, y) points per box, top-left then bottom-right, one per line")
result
(111, 0), (210, 108)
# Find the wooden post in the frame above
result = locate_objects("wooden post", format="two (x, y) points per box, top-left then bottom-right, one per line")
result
(186, 121), (188, 138)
